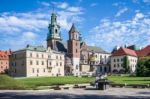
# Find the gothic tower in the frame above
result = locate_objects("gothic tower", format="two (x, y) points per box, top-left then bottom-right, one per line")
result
(67, 24), (81, 76)
(47, 12), (61, 50)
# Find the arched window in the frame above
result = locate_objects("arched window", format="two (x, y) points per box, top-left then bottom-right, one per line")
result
(55, 29), (57, 34)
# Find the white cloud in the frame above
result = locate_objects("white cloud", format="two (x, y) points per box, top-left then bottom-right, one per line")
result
(115, 7), (128, 17)
(90, 3), (98, 7)
(134, 12), (144, 21)
(112, 2), (126, 6)
(143, 0), (150, 3)
(40, 2), (50, 7)
(58, 2), (68, 9)
(0, 2), (84, 50)
(0, 15), (48, 34)
(67, 7), (82, 12)
(87, 12), (150, 51)
(23, 32), (37, 40)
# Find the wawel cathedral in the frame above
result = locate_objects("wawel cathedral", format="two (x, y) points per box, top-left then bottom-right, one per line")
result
(9, 12), (111, 77)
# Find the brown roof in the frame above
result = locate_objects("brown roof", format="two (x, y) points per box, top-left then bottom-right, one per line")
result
(112, 48), (137, 57)
(136, 45), (150, 57)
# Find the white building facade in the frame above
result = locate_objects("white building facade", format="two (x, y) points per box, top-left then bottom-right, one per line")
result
(9, 45), (65, 77)
(111, 48), (138, 73)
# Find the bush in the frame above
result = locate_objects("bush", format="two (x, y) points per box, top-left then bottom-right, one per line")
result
(136, 58), (150, 77)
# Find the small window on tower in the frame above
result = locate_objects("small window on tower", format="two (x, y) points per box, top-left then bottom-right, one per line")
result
(76, 49), (78, 53)
(55, 29), (57, 34)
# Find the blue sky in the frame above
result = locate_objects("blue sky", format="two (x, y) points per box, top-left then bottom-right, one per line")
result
(0, 0), (150, 52)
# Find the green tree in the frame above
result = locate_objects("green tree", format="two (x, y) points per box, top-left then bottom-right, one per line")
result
(136, 57), (150, 77)
(123, 56), (130, 73)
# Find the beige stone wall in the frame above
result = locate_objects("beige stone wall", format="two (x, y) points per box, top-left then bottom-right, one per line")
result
(111, 55), (137, 73)
(80, 64), (90, 72)
(9, 50), (26, 77)
(10, 49), (65, 77)
(88, 52), (111, 65)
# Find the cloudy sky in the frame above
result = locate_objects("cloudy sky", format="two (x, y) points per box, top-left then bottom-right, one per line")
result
(0, 0), (150, 52)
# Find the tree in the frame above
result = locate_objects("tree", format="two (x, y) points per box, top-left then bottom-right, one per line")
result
(123, 56), (130, 73)
(136, 57), (150, 77)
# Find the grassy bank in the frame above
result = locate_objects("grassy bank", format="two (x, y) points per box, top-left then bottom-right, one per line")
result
(1, 75), (150, 90)
(0, 75), (27, 90)
(16, 76), (95, 88)
(107, 75), (150, 85)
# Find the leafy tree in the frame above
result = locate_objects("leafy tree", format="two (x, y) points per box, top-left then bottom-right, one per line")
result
(123, 56), (130, 73)
(136, 57), (150, 77)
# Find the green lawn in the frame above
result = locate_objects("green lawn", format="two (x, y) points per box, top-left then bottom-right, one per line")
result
(16, 76), (95, 88)
(107, 75), (150, 85)
(1, 75), (150, 90)
(0, 75), (27, 89)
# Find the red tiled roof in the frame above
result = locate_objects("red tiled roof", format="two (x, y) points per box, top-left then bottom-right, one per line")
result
(0, 50), (12, 60)
(112, 48), (137, 57)
(136, 45), (150, 57)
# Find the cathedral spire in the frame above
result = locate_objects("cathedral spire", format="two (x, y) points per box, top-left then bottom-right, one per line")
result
(69, 23), (78, 33)
(47, 12), (61, 41)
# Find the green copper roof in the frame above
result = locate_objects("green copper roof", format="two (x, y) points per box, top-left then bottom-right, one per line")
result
(25, 45), (46, 52)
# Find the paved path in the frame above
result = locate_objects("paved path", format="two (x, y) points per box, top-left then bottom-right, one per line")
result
(0, 87), (150, 99)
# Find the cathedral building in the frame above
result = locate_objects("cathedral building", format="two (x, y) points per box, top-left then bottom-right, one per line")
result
(9, 11), (111, 77)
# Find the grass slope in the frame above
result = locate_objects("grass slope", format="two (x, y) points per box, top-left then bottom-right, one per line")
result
(107, 76), (150, 85)
(0, 75), (27, 89)
(17, 76), (95, 88)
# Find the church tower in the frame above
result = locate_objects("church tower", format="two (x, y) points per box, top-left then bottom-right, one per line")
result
(47, 12), (61, 50)
(67, 24), (81, 76)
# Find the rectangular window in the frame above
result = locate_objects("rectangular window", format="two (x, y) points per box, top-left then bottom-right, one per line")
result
(118, 64), (119, 67)
(76, 65), (78, 69)
(37, 69), (39, 73)
(117, 59), (119, 62)
(48, 55), (51, 59)
(30, 60), (32, 65)
(14, 69), (16, 73)
(76, 42), (78, 46)
(36, 61), (39, 65)
(76, 49), (78, 53)
(42, 61), (44, 65)
(43, 68), (45, 72)
(36, 54), (39, 58)
(114, 59), (116, 62)
(114, 64), (116, 67)
(30, 53), (32, 57)
(32, 68), (34, 73)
